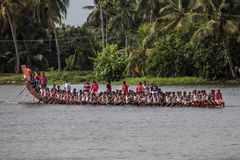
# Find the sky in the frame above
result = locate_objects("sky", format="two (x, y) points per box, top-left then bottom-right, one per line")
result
(64, 0), (94, 26)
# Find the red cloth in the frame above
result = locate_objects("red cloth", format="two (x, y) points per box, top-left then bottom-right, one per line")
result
(91, 83), (99, 93)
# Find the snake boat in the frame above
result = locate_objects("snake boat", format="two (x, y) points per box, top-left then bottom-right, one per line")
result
(21, 65), (225, 108)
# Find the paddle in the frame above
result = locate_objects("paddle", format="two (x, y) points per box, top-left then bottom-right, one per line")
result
(14, 86), (27, 100)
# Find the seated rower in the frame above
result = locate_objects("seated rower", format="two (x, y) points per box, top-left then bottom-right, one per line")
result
(152, 84), (159, 94)
(172, 92), (177, 105)
(152, 93), (159, 105)
(147, 93), (153, 106)
(176, 92), (182, 105)
(208, 90), (215, 104)
(165, 92), (172, 106)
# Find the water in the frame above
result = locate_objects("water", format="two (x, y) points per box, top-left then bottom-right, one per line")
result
(0, 85), (240, 160)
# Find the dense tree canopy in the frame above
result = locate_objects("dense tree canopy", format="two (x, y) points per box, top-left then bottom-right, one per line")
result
(0, 0), (240, 80)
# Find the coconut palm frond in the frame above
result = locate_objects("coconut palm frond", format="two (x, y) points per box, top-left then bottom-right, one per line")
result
(209, 0), (218, 14)
(190, 20), (220, 44)
(166, 0), (177, 8)
(158, 17), (182, 36)
(224, 20), (239, 35)
(174, 18), (183, 31)
(189, 0), (205, 10)
(158, 13), (178, 21)
(159, 4), (173, 14)
(219, 0), (229, 10)
(178, 0), (182, 10)
(185, 12), (207, 23)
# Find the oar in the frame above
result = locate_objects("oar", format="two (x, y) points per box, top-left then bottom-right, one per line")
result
(24, 85), (40, 97)
(15, 86), (27, 100)
(17, 85), (38, 102)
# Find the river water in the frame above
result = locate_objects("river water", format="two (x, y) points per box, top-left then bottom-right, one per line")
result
(0, 84), (240, 160)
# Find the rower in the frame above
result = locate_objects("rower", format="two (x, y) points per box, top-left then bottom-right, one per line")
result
(152, 84), (159, 94)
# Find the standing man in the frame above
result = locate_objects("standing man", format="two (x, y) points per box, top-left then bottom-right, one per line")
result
(83, 80), (91, 94)
(106, 80), (112, 94)
(65, 80), (71, 92)
(91, 80), (99, 94)
(39, 73), (47, 89)
(215, 89), (223, 104)
(122, 81), (129, 95)
(136, 82), (143, 93)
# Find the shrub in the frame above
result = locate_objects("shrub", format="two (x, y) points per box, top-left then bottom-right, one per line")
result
(93, 44), (127, 81)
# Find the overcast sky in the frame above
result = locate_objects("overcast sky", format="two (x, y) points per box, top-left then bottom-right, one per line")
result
(64, 0), (94, 26)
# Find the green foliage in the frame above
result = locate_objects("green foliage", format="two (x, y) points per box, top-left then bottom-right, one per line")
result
(192, 38), (228, 79)
(45, 71), (94, 84)
(126, 49), (148, 77)
(146, 23), (231, 79)
(58, 24), (98, 71)
(1, 0), (240, 81)
(93, 44), (127, 81)
(147, 25), (196, 77)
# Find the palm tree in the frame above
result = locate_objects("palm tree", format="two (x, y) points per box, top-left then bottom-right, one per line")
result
(83, 0), (105, 48)
(33, 0), (69, 72)
(190, 0), (240, 79)
(152, 0), (195, 36)
(0, 0), (23, 73)
(126, 23), (152, 77)
(83, 0), (113, 48)
(108, 0), (137, 48)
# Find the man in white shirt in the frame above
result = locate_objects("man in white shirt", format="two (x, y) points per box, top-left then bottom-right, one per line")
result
(65, 80), (71, 92)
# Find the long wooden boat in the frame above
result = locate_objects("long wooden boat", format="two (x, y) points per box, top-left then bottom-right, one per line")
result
(21, 65), (225, 108)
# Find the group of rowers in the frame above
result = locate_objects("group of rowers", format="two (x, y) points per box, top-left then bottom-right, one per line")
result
(29, 75), (224, 106)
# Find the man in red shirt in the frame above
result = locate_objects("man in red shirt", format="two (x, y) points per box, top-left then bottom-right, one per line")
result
(122, 81), (128, 95)
(215, 89), (223, 104)
(91, 80), (99, 93)
(106, 80), (112, 94)
(136, 82), (143, 93)
(39, 73), (47, 89)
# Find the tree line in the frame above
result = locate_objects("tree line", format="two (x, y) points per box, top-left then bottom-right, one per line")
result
(0, 0), (240, 80)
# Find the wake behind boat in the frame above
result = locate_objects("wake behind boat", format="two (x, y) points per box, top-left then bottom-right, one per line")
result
(21, 65), (225, 108)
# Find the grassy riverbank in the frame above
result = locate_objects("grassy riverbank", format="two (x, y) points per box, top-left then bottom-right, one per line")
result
(0, 73), (23, 84)
(0, 72), (240, 85)
(113, 77), (240, 85)
(113, 77), (209, 85)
